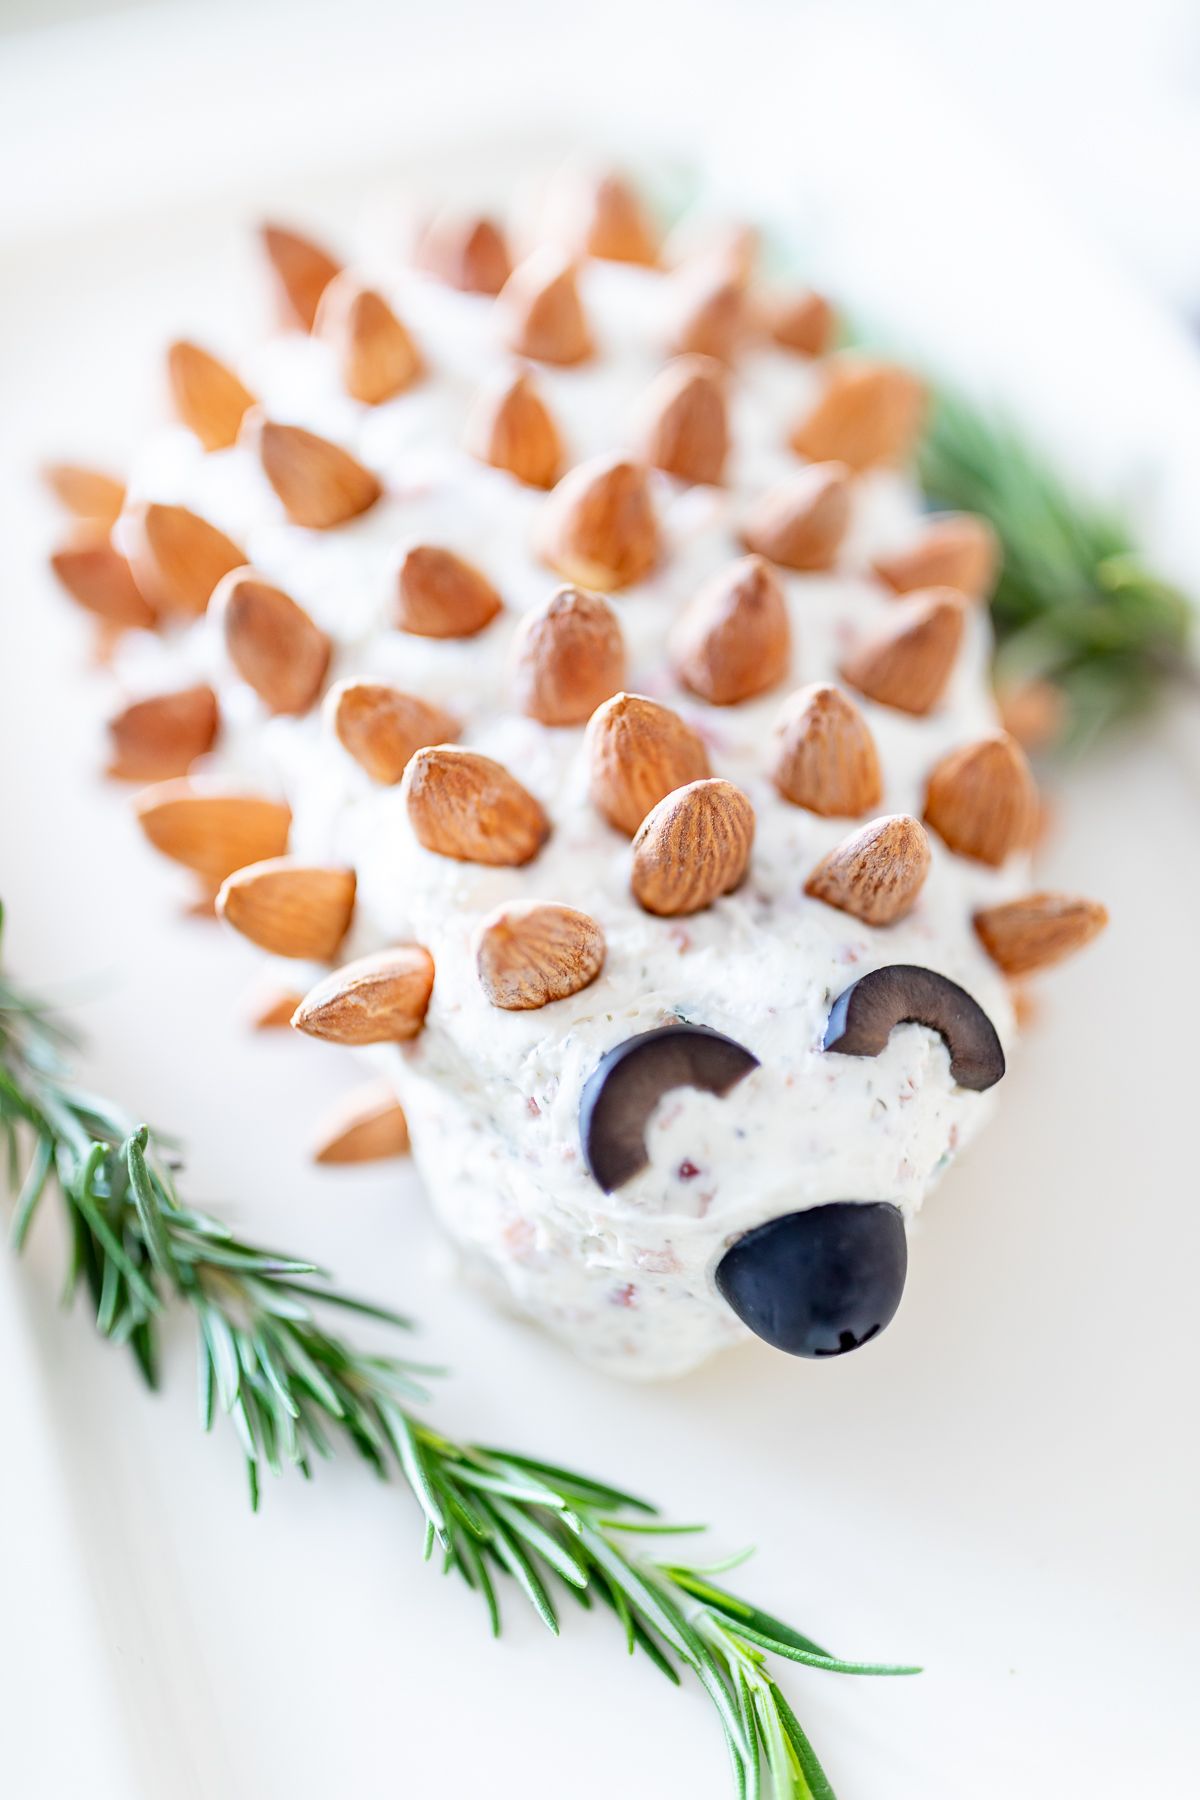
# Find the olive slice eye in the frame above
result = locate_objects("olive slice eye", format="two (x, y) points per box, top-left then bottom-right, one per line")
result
(823, 963), (1005, 1091)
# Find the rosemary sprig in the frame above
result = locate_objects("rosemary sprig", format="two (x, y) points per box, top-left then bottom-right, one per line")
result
(0, 909), (916, 1800)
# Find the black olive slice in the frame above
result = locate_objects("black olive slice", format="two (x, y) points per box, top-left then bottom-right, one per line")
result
(580, 1024), (759, 1193)
(715, 1202), (906, 1357)
(823, 963), (1004, 1091)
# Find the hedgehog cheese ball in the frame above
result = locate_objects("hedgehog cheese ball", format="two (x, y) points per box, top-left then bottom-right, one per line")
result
(47, 174), (1107, 1378)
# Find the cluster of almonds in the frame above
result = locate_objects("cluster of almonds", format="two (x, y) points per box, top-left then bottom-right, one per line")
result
(45, 175), (1107, 1162)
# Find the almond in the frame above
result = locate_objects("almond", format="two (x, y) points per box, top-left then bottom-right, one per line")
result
(924, 732), (1038, 866)
(395, 544), (502, 638)
(292, 946), (435, 1045)
(973, 893), (1108, 976)
(120, 502), (245, 617)
(214, 568), (331, 714)
(805, 813), (931, 926)
(402, 746), (549, 866)
(42, 463), (126, 527)
(631, 778), (755, 916)
(167, 341), (255, 450)
(329, 680), (457, 784)
(636, 354), (729, 486)
(842, 588), (965, 716)
(312, 1081), (411, 1164)
(475, 901), (606, 1009)
(789, 354), (925, 470)
(254, 420), (381, 529)
(771, 683), (882, 817)
(107, 683), (219, 781)
(134, 781), (291, 882)
(672, 554), (790, 705)
(259, 223), (341, 331)
(246, 983), (306, 1031)
(414, 212), (511, 295)
(578, 173), (659, 265)
(315, 277), (422, 404)
(586, 692), (711, 836)
(217, 858), (356, 959)
(501, 249), (592, 365)
(49, 530), (155, 628)
(463, 368), (562, 489)
(765, 288), (837, 357)
(671, 267), (747, 364)
(874, 513), (999, 600)
(996, 678), (1068, 752)
(511, 586), (627, 725)
(741, 462), (852, 571)
(540, 454), (660, 590)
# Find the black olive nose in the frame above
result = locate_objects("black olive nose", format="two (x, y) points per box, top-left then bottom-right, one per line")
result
(714, 1202), (907, 1358)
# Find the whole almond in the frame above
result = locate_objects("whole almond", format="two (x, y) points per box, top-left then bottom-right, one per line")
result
(771, 683), (882, 817)
(329, 680), (457, 783)
(292, 946), (435, 1045)
(540, 454), (660, 590)
(631, 779), (755, 916)
(741, 462), (852, 571)
(842, 588), (965, 716)
(396, 544), (502, 638)
(107, 683), (219, 780)
(403, 746), (549, 866)
(215, 568), (331, 714)
(312, 1081), (411, 1164)
(874, 513), (998, 600)
(636, 355), (729, 486)
(672, 554), (790, 705)
(974, 893), (1108, 976)
(671, 267), (747, 364)
(255, 420), (381, 529)
(511, 586), (626, 726)
(501, 249), (592, 365)
(579, 174), (659, 265)
(924, 733), (1038, 866)
(587, 692), (711, 836)
(42, 463), (126, 527)
(475, 901), (606, 1009)
(134, 781), (291, 882)
(805, 813), (931, 926)
(50, 531), (155, 627)
(315, 277), (421, 404)
(259, 223), (341, 330)
(789, 355), (925, 470)
(167, 341), (255, 450)
(120, 502), (245, 617)
(217, 858), (356, 959)
(464, 368), (562, 489)
(414, 213), (511, 295)
(765, 288), (837, 357)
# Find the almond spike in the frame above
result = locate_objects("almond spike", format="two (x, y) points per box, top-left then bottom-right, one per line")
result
(874, 513), (999, 601)
(49, 531), (155, 627)
(120, 502), (245, 617)
(789, 354), (925, 470)
(540, 454), (660, 590)
(255, 420), (381, 529)
(315, 278), (421, 404)
(42, 463), (126, 527)
(402, 747), (549, 866)
(924, 733), (1038, 866)
(475, 902), (606, 1010)
(672, 554), (790, 705)
(578, 174), (659, 265)
(805, 813), (931, 926)
(214, 568), (331, 714)
(217, 858), (356, 960)
(292, 947), (435, 1045)
(106, 683), (219, 780)
(312, 1082), (411, 1165)
(636, 355), (729, 486)
(842, 588), (966, 716)
(328, 680), (457, 784)
(463, 369), (562, 489)
(671, 268), (747, 364)
(167, 341), (255, 450)
(511, 586), (627, 726)
(134, 782), (291, 882)
(414, 213), (511, 295)
(974, 893), (1108, 976)
(501, 250), (592, 365)
(395, 545), (502, 638)
(770, 683), (882, 817)
(631, 779), (755, 917)
(586, 692), (711, 836)
(766, 288), (837, 357)
(246, 983), (306, 1031)
(259, 223), (341, 331)
(741, 462), (852, 571)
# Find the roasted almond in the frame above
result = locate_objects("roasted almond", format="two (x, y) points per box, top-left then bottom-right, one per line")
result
(974, 893), (1108, 976)
(217, 858), (356, 959)
(578, 173), (659, 265)
(414, 212), (511, 295)
(511, 586), (626, 726)
(672, 554), (790, 705)
(842, 588), (965, 716)
(395, 544), (502, 638)
(631, 778), (755, 916)
(329, 680), (457, 784)
(501, 249), (592, 365)
(670, 267), (747, 364)
(463, 368), (562, 489)
(312, 1081), (411, 1164)
(134, 781), (291, 882)
(292, 946), (435, 1045)
(50, 530), (155, 628)
(259, 223), (341, 331)
(107, 683), (219, 780)
(636, 354), (729, 486)
(246, 982), (306, 1031)
(254, 419), (381, 529)
(403, 746), (549, 866)
(924, 732), (1038, 866)
(765, 288), (837, 357)
(120, 501), (245, 617)
(42, 463), (126, 527)
(586, 692), (711, 836)
(771, 683), (882, 817)
(315, 277), (422, 404)
(475, 901), (606, 1009)
(167, 341), (255, 450)
(741, 462), (852, 571)
(539, 454), (660, 590)
(805, 813), (931, 926)
(789, 354), (925, 470)
(874, 513), (999, 600)
(214, 568), (331, 714)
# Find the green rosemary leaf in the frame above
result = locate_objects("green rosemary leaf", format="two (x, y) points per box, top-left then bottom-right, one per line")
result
(9, 1130), (53, 1249)
(729, 1618), (919, 1677)
(125, 1130), (177, 1283)
(485, 1492), (590, 1591)
(485, 1514), (560, 1635)
(378, 1403), (446, 1538)
(771, 1682), (837, 1800)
